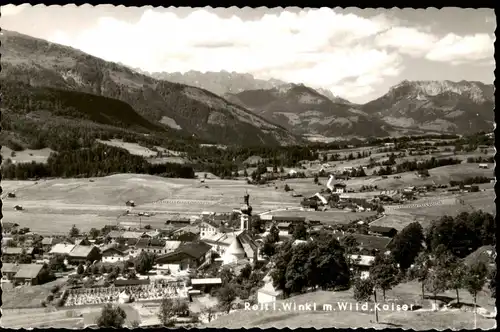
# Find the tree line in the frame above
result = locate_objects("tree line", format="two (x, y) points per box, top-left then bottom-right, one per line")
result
(2, 143), (195, 180)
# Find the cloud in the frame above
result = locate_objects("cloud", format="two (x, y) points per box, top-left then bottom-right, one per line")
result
(47, 8), (401, 103)
(426, 33), (495, 64)
(375, 27), (438, 56)
(0, 4), (29, 16)
(375, 27), (495, 65)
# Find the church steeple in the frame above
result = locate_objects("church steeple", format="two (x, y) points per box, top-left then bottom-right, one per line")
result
(240, 191), (252, 231)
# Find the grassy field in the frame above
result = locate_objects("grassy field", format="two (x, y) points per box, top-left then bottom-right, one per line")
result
(0, 146), (55, 164)
(1, 174), (304, 234)
(1, 279), (67, 309)
(207, 282), (496, 329)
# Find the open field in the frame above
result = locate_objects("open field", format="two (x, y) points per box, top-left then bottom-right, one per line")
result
(1, 174), (304, 234)
(96, 139), (157, 157)
(1, 279), (67, 309)
(0, 146), (55, 164)
(208, 281), (496, 329)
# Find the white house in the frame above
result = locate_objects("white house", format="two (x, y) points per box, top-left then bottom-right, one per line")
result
(479, 163), (489, 169)
(101, 245), (127, 263)
(199, 221), (221, 239)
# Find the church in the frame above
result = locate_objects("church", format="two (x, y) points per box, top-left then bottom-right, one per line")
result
(220, 192), (259, 265)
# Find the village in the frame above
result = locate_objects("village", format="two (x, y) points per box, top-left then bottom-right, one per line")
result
(1, 136), (497, 329)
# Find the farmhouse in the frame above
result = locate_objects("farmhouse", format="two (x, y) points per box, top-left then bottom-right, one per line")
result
(74, 238), (91, 246)
(350, 254), (375, 279)
(12, 264), (45, 286)
(164, 240), (182, 253)
(67, 245), (102, 265)
(479, 163), (489, 169)
(368, 226), (398, 238)
(2, 263), (21, 281)
(276, 222), (292, 233)
(49, 243), (75, 257)
(154, 242), (212, 275)
(340, 234), (393, 254)
(199, 221), (221, 239)
(2, 247), (34, 258)
(133, 238), (167, 256)
(190, 278), (222, 293)
(333, 183), (347, 194)
(101, 244), (128, 263)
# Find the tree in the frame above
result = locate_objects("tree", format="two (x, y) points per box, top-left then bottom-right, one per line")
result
(77, 263), (85, 275)
(220, 266), (235, 285)
(135, 251), (155, 274)
(262, 238), (276, 258)
(369, 255), (399, 301)
(217, 284), (237, 313)
(314, 175), (319, 184)
(284, 184), (291, 192)
(292, 223), (307, 240)
(157, 297), (176, 327)
(425, 267), (448, 309)
(390, 222), (424, 271)
(69, 224), (80, 238)
(353, 277), (377, 322)
(89, 228), (100, 240)
(268, 224), (280, 243)
(431, 247), (466, 305)
(463, 261), (488, 317)
(96, 303), (127, 328)
(353, 277), (373, 302)
(280, 166), (285, 173)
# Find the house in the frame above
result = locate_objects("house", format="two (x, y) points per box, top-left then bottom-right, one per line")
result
(257, 273), (283, 304)
(122, 231), (146, 241)
(125, 200), (135, 207)
(199, 221), (221, 239)
(74, 238), (92, 246)
(479, 163), (489, 169)
(101, 244), (128, 263)
(49, 243), (76, 258)
(41, 237), (58, 252)
(67, 245), (101, 265)
(276, 222), (292, 233)
(145, 230), (161, 238)
(2, 247), (34, 258)
(12, 264), (45, 286)
(384, 143), (395, 148)
(368, 226), (398, 238)
(190, 278), (222, 293)
(340, 234), (393, 254)
(164, 240), (182, 253)
(171, 225), (200, 242)
(2, 263), (21, 281)
(349, 254), (375, 280)
(132, 238), (167, 256)
(333, 183), (347, 194)
(154, 242), (212, 274)
(106, 230), (124, 240)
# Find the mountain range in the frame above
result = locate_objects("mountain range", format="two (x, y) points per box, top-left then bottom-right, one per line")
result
(1, 30), (299, 148)
(1, 30), (495, 151)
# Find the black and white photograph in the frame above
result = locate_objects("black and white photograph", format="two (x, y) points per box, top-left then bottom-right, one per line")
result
(0, 4), (496, 330)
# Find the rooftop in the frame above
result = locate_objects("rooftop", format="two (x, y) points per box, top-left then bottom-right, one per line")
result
(69, 245), (98, 258)
(14, 264), (44, 279)
(49, 243), (75, 255)
(191, 278), (222, 285)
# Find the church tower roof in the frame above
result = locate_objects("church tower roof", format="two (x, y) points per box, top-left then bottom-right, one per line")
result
(227, 237), (246, 256)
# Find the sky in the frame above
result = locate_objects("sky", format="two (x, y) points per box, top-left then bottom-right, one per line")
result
(1, 5), (496, 103)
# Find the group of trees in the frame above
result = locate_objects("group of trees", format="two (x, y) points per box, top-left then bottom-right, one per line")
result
(425, 211), (495, 258)
(2, 143), (196, 180)
(449, 176), (491, 187)
(467, 156), (494, 163)
(375, 157), (462, 176)
(270, 233), (350, 297)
